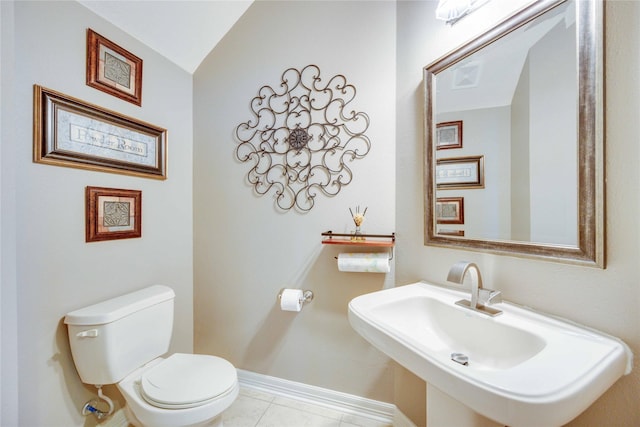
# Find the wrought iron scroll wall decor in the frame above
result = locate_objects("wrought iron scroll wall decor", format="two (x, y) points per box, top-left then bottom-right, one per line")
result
(234, 65), (371, 212)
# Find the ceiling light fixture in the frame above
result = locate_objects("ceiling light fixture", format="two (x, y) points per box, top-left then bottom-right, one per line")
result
(436, 0), (492, 25)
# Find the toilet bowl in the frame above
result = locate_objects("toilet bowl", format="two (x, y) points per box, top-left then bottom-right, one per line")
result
(64, 285), (239, 427)
(118, 354), (239, 427)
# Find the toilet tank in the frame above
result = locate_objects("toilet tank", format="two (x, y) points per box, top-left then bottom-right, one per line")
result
(64, 285), (175, 385)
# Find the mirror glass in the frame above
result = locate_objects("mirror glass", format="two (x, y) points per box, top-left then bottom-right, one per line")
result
(424, 0), (604, 267)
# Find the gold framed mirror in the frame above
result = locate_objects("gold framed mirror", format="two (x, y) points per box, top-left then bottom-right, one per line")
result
(424, 0), (604, 267)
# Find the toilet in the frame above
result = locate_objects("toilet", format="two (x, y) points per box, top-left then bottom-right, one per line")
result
(64, 285), (239, 427)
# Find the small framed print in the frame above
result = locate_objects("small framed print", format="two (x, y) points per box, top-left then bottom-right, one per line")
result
(437, 228), (465, 237)
(436, 155), (484, 189)
(436, 197), (464, 224)
(86, 186), (141, 242)
(87, 29), (143, 106)
(436, 121), (463, 150)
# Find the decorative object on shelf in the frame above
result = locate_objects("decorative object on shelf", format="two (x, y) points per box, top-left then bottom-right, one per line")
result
(86, 29), (143, 106)
(436, 197), (464, 224)
(349, 206), (367, 241)
(436, 121), (463, 150)
(436, 155), (484, 189)
(85, 186), (141, 242)
(33, 85), (167, 179)
(234, 64), (371, 212)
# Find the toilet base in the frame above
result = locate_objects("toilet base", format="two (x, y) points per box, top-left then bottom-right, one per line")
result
(123, 405), (224, 427)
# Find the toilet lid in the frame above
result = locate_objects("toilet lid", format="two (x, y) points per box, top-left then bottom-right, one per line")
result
(140, 353), (237, 409)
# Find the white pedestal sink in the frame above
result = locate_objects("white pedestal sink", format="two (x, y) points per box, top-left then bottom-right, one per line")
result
(348, 281), (633, 427)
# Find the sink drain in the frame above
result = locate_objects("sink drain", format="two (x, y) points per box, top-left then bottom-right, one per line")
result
(451, 352), (469, 366)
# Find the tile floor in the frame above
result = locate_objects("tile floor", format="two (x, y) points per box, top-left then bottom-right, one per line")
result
(222, 387), (394, 427)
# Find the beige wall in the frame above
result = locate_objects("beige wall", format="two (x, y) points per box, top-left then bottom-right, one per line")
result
(1, 1), (194, 425)
(193, 0), (397, 403)
(396, 1), (640, 426)
(1, 1), (19, 424)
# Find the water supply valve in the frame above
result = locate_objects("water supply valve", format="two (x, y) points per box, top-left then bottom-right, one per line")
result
(81, 385), (114, 420)
(82, 399), (108, 420)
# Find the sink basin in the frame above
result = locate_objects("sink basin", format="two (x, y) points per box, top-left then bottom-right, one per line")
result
(348, 282), (633, 427)
(372, 295), (546, 370)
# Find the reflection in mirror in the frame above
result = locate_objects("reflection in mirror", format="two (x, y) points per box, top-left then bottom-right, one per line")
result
(424, 0), (604, 267)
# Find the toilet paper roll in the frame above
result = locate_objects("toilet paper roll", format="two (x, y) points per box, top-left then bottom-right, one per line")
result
(337, 253), (391, 273)
(280, 289), (304, 312)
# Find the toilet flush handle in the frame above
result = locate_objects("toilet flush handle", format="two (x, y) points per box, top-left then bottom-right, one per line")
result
(76, 329), (99, 338)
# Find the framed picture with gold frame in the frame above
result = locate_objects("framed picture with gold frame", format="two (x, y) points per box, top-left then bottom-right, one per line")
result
(85, 186), (142, 242)
(33, 85), (167, 179)
(436, 155), (484, 189)
(436, 121), (462, 150)
(436, 197), (464, 224)
(86, 29), (143, 106)
(437, 229), (465, 237)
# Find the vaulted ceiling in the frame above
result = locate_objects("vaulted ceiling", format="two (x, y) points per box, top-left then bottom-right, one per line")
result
(77, 1), (254, 74)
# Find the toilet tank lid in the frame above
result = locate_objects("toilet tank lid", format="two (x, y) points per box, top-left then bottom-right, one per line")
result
(64, 285), (175, 326)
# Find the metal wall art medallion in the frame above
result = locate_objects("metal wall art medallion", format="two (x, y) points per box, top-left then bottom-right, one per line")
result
(234, 65), (371, 212)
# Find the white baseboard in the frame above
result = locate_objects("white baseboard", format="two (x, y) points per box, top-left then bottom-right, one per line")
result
(393, 407), (418, 427)
(237, 369), (403, 424)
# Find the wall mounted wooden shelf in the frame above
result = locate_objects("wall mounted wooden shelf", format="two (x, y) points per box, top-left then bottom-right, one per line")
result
(321, 231), (395, 247)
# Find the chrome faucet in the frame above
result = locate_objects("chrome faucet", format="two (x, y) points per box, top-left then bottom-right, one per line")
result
(447, 261), (502, 316)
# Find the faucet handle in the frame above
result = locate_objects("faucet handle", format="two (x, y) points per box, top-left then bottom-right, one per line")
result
(478, 288), (502, 305)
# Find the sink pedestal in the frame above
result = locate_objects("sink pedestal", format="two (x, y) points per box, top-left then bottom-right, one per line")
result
(427, 384), (503, 427)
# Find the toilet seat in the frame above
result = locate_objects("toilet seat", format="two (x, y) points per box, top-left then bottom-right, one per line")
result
(140, 353), (237, 409)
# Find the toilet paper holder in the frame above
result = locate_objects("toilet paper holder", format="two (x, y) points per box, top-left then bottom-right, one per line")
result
(278, 289), (314, 306)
